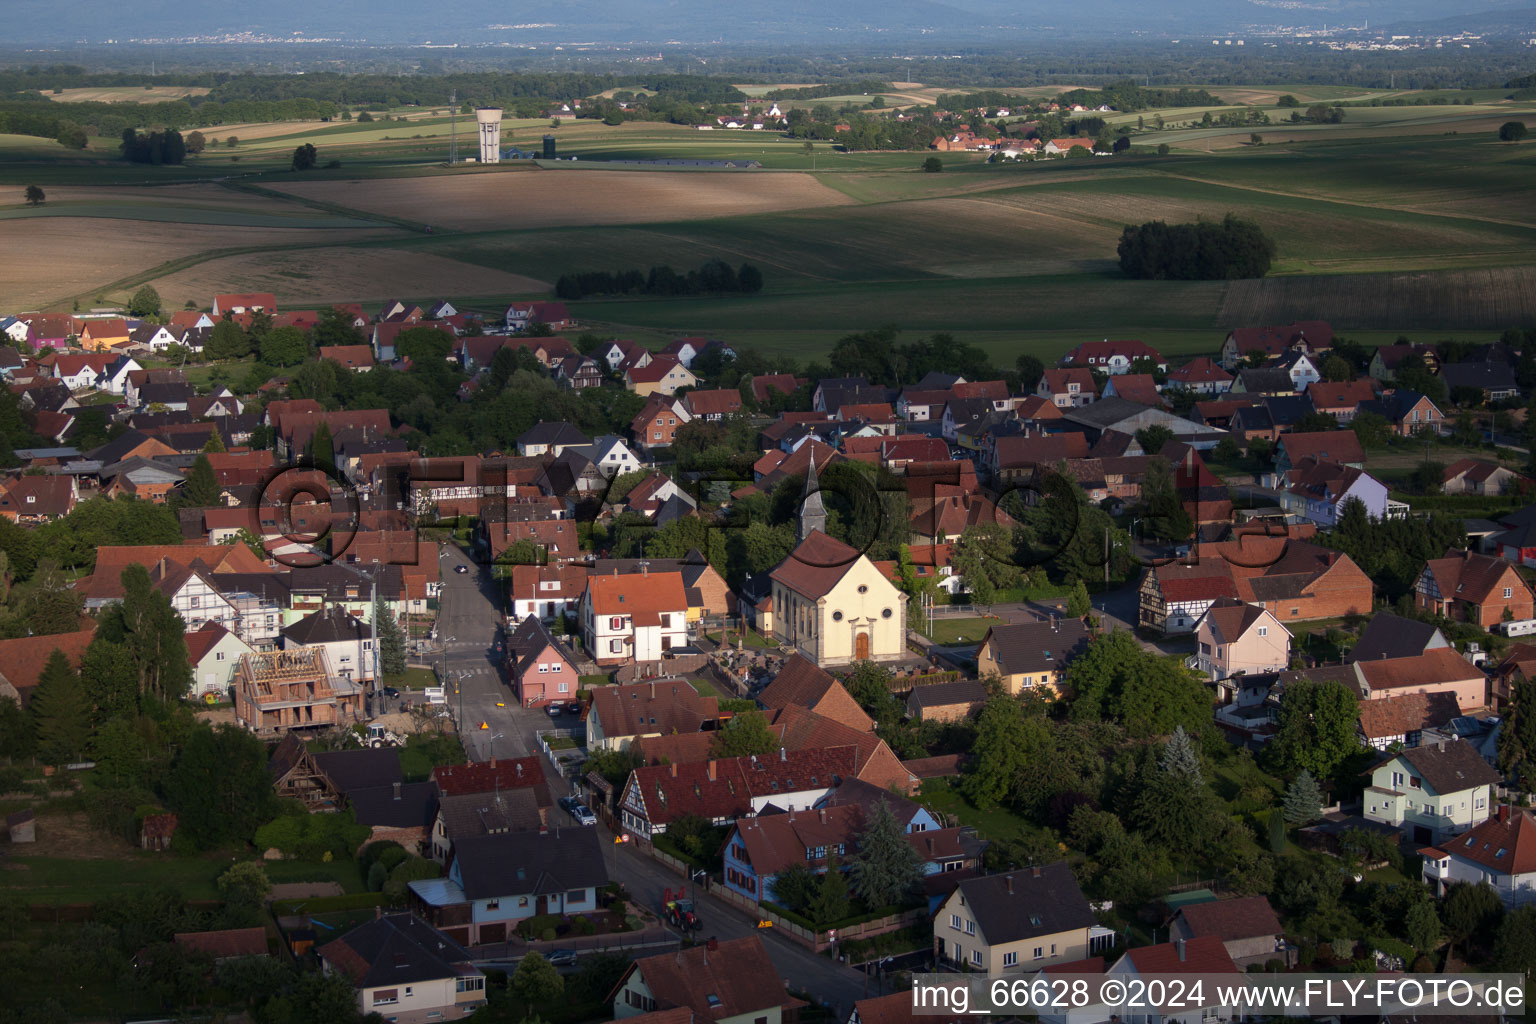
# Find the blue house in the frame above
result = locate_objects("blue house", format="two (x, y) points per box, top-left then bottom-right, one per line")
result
(818, 777), (942, 834)
(409, 827), (607, 947)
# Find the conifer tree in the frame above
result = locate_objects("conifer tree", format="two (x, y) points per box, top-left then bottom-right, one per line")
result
(29, 649), (89, 765)
(1283, 769), (1323, 825)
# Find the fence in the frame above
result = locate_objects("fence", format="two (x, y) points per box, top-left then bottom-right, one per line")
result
(647, 843), (925, 953)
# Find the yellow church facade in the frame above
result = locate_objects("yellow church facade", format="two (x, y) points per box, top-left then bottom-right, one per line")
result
(769, 531), (908, 667)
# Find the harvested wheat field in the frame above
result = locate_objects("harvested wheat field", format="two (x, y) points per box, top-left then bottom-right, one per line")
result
(271, 167), (857, 232)
(143, 246), (549, 306)
(42, 85), (209, 102)
(3, 218), (398, 310)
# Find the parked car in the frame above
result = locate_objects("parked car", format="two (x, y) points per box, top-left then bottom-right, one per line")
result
(454, 564), (469, 574)
(558, 795), (577, 813)
(546, 950), (578, 966)
(546, 704), (562, 717)
(572, 804), (597, 826)
(381, 685), (401, 698)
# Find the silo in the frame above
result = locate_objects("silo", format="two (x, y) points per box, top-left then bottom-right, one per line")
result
(476, 107), (503, 164)
(542, 134), (557, 160)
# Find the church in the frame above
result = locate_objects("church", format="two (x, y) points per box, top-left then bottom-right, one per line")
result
(768, 460), (908, 667)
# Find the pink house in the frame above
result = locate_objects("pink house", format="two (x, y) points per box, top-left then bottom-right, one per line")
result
(1191, 598), (1290, 681)
(505, 616), (577, 709)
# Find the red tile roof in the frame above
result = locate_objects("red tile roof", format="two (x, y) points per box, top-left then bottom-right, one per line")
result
(173, 927), (268, 959)
(1280, 430), (1364, 465)
(590, 681), (717, 741)
(1174, 896), (1282, 943)
(628, 746), (857, 827)
(1357, 648), (1484, 693)
(1441, 806), (1536, 875)
(769, 531), (864, 600)
(432, 757), (547, 798)
(623, 936), (804, 1021)
(587, 570), (687, 617)
(318, 345), (375, 369)
(1356, 690), (1461, 741)
(757, 655), (874, 732)
(1423, 548), (1526, 606)
(0, 627), (96, 698)
(683, 388), (743, 418)
(1168, 357), (1234, 384)
(1124, 935), (1239, 974)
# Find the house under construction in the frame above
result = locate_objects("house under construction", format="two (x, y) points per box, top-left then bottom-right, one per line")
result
(234, 646), (363, 736)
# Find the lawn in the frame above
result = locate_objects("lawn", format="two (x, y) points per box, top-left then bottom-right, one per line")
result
(385, 666), (439, 692)
(579, 673), (613, 689)
(708, 628), (778, 649)
(687, 677), (721, 696)
(918, 777), (1037, 846)
(922, 616), (1002, 645)
(0, 851), (228, 904)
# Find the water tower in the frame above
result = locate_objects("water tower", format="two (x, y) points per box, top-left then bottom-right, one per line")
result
(476, 107), (503, 164)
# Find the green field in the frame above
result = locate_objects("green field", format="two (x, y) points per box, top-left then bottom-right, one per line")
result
(5, 90), (1536, 348)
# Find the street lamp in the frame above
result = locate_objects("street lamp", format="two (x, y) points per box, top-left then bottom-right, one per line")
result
(488, 731), (504, 762)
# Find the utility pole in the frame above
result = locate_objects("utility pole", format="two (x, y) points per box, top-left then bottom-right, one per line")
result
(448, 88), (458, 165)
(1103, 526), (1110, 587)
(369, 570), (381, 716)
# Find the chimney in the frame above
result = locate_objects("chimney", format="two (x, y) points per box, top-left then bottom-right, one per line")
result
(642, 564), (648, 576)
(1004, 875), (1013, 894)
(707, 760), (716, 781)
(1031, 865), (1041, 878)
(669, 763), (678, 777)
(515, 763), (523, 778)
(651, 681), (656, 699)
(926, 837), (935, 854)
(707, 936), (719, 952)
(1175, 938), (1187, 962)
(818, 808), (826, 824)
(393, 781), (401, 801)
(779, 746), (786, 761)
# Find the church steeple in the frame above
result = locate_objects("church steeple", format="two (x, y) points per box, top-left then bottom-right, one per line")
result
(798, 452), (827, 542)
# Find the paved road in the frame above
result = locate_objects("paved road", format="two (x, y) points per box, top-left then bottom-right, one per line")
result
(435, 541), (871, 1008)
(581, 816), (873, 1013)
(434, 543), (545, 762)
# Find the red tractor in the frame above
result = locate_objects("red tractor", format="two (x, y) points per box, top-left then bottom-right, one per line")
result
(662, 888), (700, 931)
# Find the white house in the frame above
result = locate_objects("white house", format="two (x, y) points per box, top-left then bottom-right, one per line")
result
(580, 570), (689, 667)
(1422, 806), (1536, 907)
(1365, 739), (1501, 846)
(1281, 459), (1393, 528)
(280, 605), (376, 685)
(317, 914), (485, 1021)
(185, 620), (256, 700)
(159, 563), (241, 635)
(582, 435), (645, 478)
(101, 355), (143, 395)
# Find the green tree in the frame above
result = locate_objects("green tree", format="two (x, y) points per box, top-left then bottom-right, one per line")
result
(1134, 425), (1174, 456)
(260, 325), (311, 367)
(1282, 769), (1323, 824)
(127, 285), (162, 318)
(922, 156), (943, 172)
(1266, 678), (1361, 779)
(29, 649), (88, 765)
(1133, 730), (1224, 848)
(0, 695), (34, 761)
(377, 612), (406, 676)
(1406, 900), (1441, 956)
(511, 951), (564, 1011)
(179, 454), (221, 509)
(184, 130), (206, 154)
(1156, 142), (1170, 156)
(962, 694), (1033, 809)
(97, 564), (190, 703)
(163, 723), (275, 849)
(711, 709), (778, 758)
(1499, 121), (1529, 143)
(1443, 880), (1504, 957)
(849, 798), (922, 908)
(1067, 630), (1210, 737)
(205, 319), (250, 360)
(1499, 672), (1536, 784)
(24, 185), (44, 206)
(308, 420), (335, 475)
(844, 661), (901, 726)
(291, 143), (318, 170)
(202, 428), (227, 453)
(808, 856), (851, 926)
(1066, 580), (1091, 618)
(1320, 354), (1353, 381)
(951, 522), (1022, 604)
(1351, 410), (1392, 449)
(217, 861), (272, 918)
